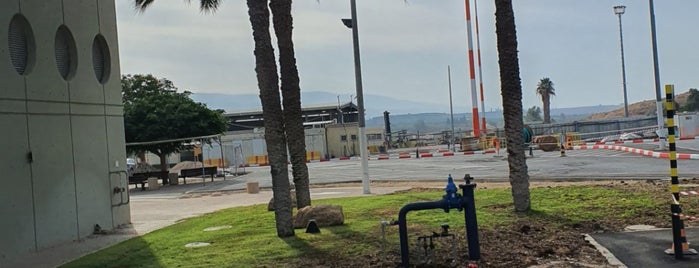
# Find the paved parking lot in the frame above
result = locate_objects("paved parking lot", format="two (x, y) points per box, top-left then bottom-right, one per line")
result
(186, 147), (699, 193)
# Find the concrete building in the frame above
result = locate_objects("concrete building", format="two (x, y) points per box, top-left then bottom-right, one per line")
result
(676, 112), (699, 139)
(0, 1), (129, 264)
(204, 102), (384, 165)
(220, 102), (358, 164)
(325, 123), (384, 157)
(198, 127), (328, 167)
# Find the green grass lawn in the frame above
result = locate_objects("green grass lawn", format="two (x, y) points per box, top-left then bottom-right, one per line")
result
(62, 184), (668, 267)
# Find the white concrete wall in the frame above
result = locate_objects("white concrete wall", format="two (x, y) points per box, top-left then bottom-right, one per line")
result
(0, 1), (36, 261)
(365, 127), (385, 146)
(305, 128), (327, 157)
(326, 123), (359, 157)
(0, 0), (128, 263)
(220, 128), (329, 162)
(677, 112), (699, 138)
(222, 130), (266, 159)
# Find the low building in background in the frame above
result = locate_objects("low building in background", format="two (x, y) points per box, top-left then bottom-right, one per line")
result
(137, 101), (385, 168)
(325, 123), (385, 158)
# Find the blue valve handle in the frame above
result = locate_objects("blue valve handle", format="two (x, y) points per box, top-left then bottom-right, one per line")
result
(443, 174), (463, 212)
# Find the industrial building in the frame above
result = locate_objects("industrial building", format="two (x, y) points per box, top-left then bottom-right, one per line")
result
(224, 102), (360, 131)
(141, 102), (386, 168)
(0, 1), (129, 264)
(218, 102), (384, 164)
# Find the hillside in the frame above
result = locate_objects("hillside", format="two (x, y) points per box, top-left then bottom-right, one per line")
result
(587, 91), (690, 120)
(191, 91), (445, 118)
(193, 91), (619, 120)
(191, 91), (624, 132)
(365, 104), (620, 133)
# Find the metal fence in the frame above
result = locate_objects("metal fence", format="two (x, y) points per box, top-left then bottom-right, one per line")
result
(201, 141), (246, 170)
(496, 116), (660, 141)
(223, 143), (246, 174)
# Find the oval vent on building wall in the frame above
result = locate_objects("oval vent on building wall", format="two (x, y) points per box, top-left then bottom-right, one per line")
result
(92, 34), (110, 84)
(55, 25), (77, 80)
(8, 14), (35, 75)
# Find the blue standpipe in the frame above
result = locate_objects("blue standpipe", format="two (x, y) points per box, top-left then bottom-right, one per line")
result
(461, 175), (481, 261)
(395, 174), (480, 267)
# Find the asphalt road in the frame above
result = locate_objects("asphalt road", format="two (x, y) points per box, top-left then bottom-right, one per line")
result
(197, 146), (699, 193)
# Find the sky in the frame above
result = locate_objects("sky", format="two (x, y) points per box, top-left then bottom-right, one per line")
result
(115, 0), (699, 114)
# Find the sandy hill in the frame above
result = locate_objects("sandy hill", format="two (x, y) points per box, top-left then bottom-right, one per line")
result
(587, 91), (690, 120)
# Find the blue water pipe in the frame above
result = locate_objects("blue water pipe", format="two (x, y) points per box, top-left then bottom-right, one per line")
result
(395, 174), (480, 267)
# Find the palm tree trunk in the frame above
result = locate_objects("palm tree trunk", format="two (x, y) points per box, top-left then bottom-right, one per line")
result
(494, 0), (530, 212)
(269, 0), (311, 209)
(247, 0), (294, 237)
(543, 97), (551, 124)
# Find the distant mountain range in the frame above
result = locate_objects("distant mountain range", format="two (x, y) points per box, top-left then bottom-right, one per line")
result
(191, 91), (446, 117)
(364, 106), (621, 133)
(191, 91), (620, 120)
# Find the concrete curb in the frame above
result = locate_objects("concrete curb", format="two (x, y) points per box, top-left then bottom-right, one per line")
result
(367, 150), (497, 160)
(573, 144), (699, 160)
(241, 150), (500, 164)
(580, 136), (699, 146)
(584, 234), (627, 268)
(237, 137), (699, 167)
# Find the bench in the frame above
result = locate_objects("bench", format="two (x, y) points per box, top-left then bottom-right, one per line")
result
(180, 166), (218, 184)
(129, 171), (168, 190)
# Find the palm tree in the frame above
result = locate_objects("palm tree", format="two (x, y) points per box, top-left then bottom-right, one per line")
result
(536, 77), (556, 124)
(246, 0), (294, 237)
(494, 0), (530, 212)
(269, 0), (311, 209)
(134, 0), (298, 237)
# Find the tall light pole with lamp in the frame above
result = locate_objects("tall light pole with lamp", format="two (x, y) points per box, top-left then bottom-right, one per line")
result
(342, 0), (370, 194)
(648, 0), (666, 150)
(614, 5), (629, 118)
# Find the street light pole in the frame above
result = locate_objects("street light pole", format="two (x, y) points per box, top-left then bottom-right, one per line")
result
(448, 65), (456, 153)
(614, 5), (629, 118)
(649, 0), (666, 150)
(343, 0), (370, 194)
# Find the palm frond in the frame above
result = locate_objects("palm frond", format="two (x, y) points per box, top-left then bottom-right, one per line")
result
(135, 0), (221, 13)
(536, 77), (555, 96)
(188, 0), (221, 13)
(134, 0), (155, 11)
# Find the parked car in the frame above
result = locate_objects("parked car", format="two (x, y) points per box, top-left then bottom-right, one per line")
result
(126, 158), (136, 169)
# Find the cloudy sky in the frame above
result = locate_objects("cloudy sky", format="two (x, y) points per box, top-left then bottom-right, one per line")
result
(115, 0), (699, 113)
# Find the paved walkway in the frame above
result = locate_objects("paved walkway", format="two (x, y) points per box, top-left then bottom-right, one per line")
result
(590, 227), (699, 267)
(5, 182), (411, 268)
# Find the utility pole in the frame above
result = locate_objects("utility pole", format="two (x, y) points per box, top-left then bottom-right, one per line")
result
(614, 5), (629, 118)
(448, 65), (456, 152)
(649, 0), (666, 150)
(343, 0), (370, 194)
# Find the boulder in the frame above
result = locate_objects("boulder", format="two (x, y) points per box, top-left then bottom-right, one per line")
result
(292, 204), (344, 229)
(534, 135), (559, 152)
(268, 191), (297, 211)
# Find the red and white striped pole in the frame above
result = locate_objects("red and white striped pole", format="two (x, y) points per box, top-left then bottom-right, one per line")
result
(474, 0), (487, 136)
(464, 0), (480, 138)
